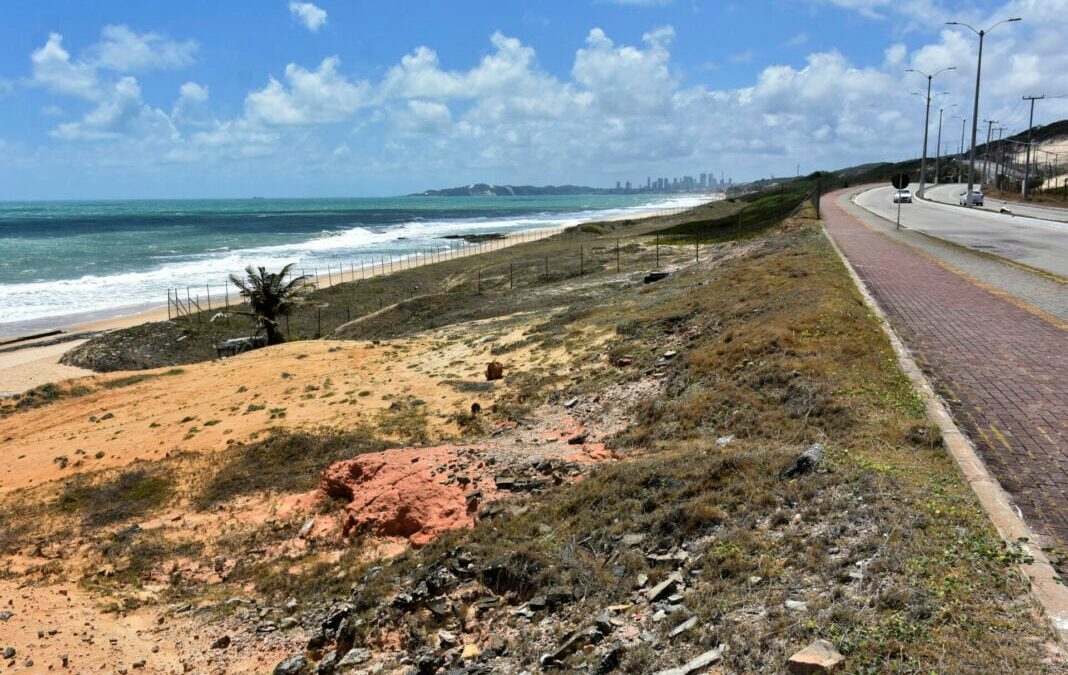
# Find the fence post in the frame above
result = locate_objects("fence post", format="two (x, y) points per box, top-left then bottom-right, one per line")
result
(206, 284), (211, 311)
(616, 238), (620, 273)
(510, 262), (514, 289)
(286, 314), (291, 339)
(477, 268), (481, 295)
(545, 256), (549, 282)
(655, 234), (660, 268)
(317, 308), (322, 338)
(167, 289), (172, 320)
(225, 281), (230, 310)
(580, 245), (584, 276)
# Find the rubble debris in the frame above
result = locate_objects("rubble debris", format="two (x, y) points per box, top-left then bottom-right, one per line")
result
(780, 442), (825, 479)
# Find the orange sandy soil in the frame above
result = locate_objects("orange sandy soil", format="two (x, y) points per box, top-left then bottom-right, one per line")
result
(0, 313), (615, 673)
(2, 329), (529, 493)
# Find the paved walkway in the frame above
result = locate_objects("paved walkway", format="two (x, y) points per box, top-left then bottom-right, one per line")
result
(823, 190), (1068, 547)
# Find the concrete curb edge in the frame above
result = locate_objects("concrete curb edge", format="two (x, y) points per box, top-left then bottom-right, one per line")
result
(819, 215), (1068, 645)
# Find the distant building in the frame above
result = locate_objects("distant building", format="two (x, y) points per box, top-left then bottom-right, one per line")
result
(615, 181), (621, 190)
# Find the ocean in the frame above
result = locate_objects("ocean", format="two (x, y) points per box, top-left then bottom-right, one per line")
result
(0, 193), (710, 337)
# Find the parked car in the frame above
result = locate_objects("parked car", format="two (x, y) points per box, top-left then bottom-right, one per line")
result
(959, 189), (984, 206)
(892, 189), (912, 204)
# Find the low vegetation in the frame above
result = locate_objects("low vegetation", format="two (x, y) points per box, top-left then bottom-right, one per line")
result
(195, 427), (387, 509)
(2, 196), (1061, 673)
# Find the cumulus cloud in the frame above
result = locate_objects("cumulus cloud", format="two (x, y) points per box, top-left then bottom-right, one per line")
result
(245, 56), (371, 125)
(289, 1), (328, 32)
(31, 33), (100, 99)
(87, 25), (198, 72)
(51, 76), (175, 141)
(18, 0), (1068, 188)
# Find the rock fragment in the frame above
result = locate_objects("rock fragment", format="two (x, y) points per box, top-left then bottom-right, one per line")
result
(787, 639), (844, 674)
(274, 654), (307, 675)
(653, 644), (726, 674)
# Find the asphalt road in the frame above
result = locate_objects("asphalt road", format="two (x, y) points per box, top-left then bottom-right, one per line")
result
(923, 182), (1068, 224)
(854, 185), (1068, 277)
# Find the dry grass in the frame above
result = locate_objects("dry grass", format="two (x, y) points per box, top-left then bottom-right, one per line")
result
(325, 216), (1061, 673)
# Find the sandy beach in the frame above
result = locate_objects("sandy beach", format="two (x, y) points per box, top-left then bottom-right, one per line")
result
(0, 208), (695, 395)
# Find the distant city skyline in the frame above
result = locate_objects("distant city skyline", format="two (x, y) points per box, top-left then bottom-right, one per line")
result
(1, 1), (1067, 199)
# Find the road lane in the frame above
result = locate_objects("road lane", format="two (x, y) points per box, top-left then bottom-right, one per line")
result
(854, 185), (1068, 277)
(924, 182), (1068, 224)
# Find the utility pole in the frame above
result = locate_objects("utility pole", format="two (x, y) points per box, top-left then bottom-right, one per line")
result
(1022, 95), (1045, 197)
(993, 126), (1005, 190)
(947, 17), (1022, 205)
(983, 119), (997, 185)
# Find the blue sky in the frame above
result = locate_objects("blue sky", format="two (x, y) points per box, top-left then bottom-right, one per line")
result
(1, 0), (1066, 198)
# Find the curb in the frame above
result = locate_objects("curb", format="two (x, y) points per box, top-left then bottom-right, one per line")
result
(819, 211), (1068, 645)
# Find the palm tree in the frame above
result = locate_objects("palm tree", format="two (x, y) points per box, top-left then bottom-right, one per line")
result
(229, 264), (310, 345)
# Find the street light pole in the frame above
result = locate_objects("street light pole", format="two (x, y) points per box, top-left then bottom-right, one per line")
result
(946, 17), (1022, 206)
(906, 67), (955, 196)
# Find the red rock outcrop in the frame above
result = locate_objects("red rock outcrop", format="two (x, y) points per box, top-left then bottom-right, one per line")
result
(319, 445), (498, 546)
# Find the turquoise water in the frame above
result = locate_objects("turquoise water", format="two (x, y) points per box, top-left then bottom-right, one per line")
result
(0, 194), (706, 335)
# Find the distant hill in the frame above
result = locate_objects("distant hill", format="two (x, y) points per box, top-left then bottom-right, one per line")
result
(413, 183), (623, 197)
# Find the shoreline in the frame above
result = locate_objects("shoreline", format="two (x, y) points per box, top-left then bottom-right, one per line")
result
(0, 195), (716, 343)
(0, 200), (714, 393)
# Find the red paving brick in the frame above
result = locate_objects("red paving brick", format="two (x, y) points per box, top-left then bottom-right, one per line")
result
(822, 191), (1068, 545)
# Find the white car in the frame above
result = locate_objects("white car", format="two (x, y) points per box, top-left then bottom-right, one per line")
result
(892, 189), (912, 204)
(959, 190), (984, 206)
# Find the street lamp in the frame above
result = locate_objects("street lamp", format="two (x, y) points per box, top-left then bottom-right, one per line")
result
(935, 103), (958, 185)
(946, 16), (1022, 206)
(906, 66), (955, 195)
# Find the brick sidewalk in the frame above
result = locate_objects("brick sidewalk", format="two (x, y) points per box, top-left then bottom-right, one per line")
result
(823, 191), (1068, 546)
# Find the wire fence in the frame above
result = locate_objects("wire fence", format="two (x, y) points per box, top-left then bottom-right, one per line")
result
(164, 203), (705, 334)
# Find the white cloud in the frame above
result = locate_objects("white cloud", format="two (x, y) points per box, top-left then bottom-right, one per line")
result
(393, 100), (452, 134)
(88, 25), (197, 72)
(178, 81), (209, 104)
(245, 56), (371, 125)
(820, 0), (892, 19)
(289, 1), (328, 32)
(51, 76), (175, 141)
(31, 33), (100, 99)
(16, 0), (1068, 191)
(785, 32), (809, 47)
